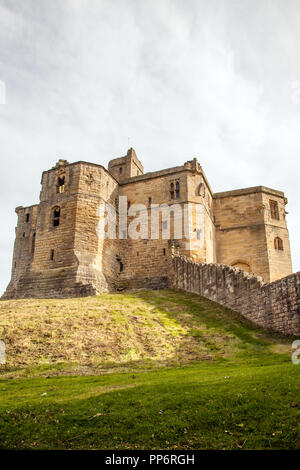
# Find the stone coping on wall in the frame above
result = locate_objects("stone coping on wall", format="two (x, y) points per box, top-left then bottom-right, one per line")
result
(172, 255), (300, 336)
(214, 185), (285, 200)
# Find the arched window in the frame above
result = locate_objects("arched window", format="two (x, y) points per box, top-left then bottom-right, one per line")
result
(53, 207), (60, 227)
(170, 182), (175, 200)
(274, 237), (283, 250)
(231, 260), (251, 272)
(176, 181), (180, 199)
(57, 176), (65, 193)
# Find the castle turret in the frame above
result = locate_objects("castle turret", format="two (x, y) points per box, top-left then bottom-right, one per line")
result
(108, 148), (144, 182)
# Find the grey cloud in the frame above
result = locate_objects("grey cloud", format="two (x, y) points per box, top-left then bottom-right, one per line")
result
(0, 0), (299, 293)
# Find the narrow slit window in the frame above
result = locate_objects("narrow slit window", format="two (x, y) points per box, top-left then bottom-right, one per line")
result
(176, 181), (180, 199)
(53, 207), (60, 227)
(57, 176), (65, 193)
(50, 249), (54, 260)
(119, 261), (124, 272)
(32, 232), (36, 255)
(119, 167), (123, 175)
(163, 248), (166, 256)
(148, 197), (152, 206)
(25, 213), (30, 223)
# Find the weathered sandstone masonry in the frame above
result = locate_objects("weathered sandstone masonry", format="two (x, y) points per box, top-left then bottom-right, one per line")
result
(3, 148), (294, 307)
(172, 255), (300, 336)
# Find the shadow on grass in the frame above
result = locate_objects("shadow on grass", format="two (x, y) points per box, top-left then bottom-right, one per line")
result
(124, 289), (293, 365)
(0, 361), (298, 450)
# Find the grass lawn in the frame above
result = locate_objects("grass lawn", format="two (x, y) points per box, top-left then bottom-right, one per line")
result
(0, 289), (299, 450)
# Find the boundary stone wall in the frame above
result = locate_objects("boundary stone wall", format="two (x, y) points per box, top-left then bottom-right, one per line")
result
(172, 255), (300, 336)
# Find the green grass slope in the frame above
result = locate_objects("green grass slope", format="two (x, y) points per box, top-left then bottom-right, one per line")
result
(0, 289), (299, 450)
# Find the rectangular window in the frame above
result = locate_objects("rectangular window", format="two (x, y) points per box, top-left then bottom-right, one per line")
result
(53, 207), (60, 227)
(57, 176), (65, 193)
(162, 221), (168, 230)
(25, 214), (30, 223)
(50, 249), (54, 261)
(270, 200), (279, 220)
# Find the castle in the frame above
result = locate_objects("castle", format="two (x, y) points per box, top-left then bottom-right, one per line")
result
(3, 148), (293, 300)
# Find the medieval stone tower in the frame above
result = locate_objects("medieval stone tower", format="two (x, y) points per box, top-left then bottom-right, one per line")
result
(3, 148), (293, 299)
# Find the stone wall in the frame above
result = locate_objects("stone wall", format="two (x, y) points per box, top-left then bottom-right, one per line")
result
(2, 266), (97, 299)
(172, 255), (300, 336)
(214, 186), (292, 283)
(117, 159), (217, 288)
(2, 152), (294, 300)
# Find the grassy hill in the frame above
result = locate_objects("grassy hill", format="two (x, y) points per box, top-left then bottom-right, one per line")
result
(0, 289), (299, 449)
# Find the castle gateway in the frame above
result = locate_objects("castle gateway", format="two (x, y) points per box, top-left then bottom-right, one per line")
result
(3, 148), (293, 299)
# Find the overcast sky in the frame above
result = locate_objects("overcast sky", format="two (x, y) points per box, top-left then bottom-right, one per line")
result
(0, 0), (299, 295)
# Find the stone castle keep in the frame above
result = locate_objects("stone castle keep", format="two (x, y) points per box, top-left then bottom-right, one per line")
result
(3, 149), (299, 335)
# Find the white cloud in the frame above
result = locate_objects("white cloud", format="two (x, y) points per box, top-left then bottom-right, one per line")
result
(0, 0), (299, 294)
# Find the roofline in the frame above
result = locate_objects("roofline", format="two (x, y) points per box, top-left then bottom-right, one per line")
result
(15, 204), (39, 214)
(40, 161), (285, 202)
(120, 165), (214, 196)
(41, 160), (119, 184)
(213, 186), (285, 199)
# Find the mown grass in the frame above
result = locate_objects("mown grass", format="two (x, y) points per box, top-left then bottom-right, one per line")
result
(0, 289), (299, 449)
(0, 363), (298, 450)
